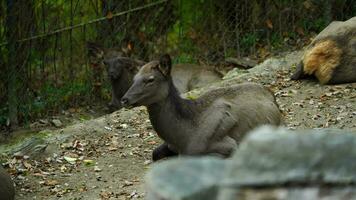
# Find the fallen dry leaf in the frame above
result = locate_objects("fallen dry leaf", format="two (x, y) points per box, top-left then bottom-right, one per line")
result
(44, 179), (59, 186)
(266, 19), (273, 29)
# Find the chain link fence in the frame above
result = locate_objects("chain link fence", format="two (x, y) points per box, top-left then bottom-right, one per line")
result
(0, 0), (355, 130)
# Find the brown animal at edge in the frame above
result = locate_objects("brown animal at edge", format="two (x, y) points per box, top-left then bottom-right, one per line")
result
(291, 17), (356, 84)
(121, 54), (282, 161)
(87, 43), (222, 111)
(0, 166), (15, 200)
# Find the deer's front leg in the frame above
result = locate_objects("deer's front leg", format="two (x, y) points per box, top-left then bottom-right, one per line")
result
(107, 93), (122, 112)
(185, 100), (237, 156)
(207, 136), (237, 158)
(152, 143), (178, 161)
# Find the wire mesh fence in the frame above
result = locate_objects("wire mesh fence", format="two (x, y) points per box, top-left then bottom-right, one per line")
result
(0, 0), (355, 130)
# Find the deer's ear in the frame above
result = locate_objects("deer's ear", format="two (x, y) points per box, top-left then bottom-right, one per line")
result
(87, 42), (105, 59)
(121, 42), (134, 57)
(158, 54), (172, 76)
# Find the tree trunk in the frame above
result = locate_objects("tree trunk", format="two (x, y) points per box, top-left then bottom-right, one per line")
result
(5, 0), (19, 129)
(5, 0), (34, 130)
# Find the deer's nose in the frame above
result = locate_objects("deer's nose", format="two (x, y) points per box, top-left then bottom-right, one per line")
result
(121, 97), (129, 107)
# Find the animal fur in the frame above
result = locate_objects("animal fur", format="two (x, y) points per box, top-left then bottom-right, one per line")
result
(303, 39), (342, 84)
(121, 55), (282, 160)
(291, 17), (356, 84)
(0, 166), (15, 200)
(86, 42), (222, 111)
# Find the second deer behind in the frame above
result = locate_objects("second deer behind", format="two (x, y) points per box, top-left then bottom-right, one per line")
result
(87, 42), (222, 111)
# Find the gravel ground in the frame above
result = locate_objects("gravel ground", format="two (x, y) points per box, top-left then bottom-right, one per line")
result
(2, 51), (355, 200)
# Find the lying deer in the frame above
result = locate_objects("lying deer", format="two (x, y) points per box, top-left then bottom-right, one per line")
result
(0, 166), (15, 200)
(291, 17), (356, 84)
(121, 54), (282, 161)
(87, 43), (222, 111)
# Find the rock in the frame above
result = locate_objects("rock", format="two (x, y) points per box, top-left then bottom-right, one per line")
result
(94, 166), (102, 172)
(145, 126), (356, 200)
(223, 68), (248, 80)
(221, 186), (356, 200)
(51, 119), (63, 127)
(10, 137), (48, 158)
(39, 119), (49, 124)
(145, 157), (226, 200)
(29, 122), (44, 129)
(225, 57), (257, 69)
(223, 126), (356, 186)
(219, 126), (356, 199)
(184, 51), (303, 99)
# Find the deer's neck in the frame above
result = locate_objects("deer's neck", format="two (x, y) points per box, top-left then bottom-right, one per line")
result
(111, 68), (134, 100)
(147, 79), (198, 149)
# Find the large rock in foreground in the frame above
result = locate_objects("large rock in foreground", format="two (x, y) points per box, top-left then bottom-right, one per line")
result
(146, 158), (226, 200)
(145, 126), (356, 200)
(224, 127), (356, 185)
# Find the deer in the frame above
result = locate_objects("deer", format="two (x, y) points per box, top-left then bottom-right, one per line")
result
(0, 166), (15, 200)
(291, 17), (356, 84)
(121, 54), (282, 161)
(87, 42), (222, 111)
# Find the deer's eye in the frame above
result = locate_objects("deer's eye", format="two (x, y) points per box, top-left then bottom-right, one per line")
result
(146, 76), (155, 84)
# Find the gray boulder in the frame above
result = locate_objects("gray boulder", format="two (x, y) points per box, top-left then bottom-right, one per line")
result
(219, 126), (356, 199)
(145, 157), (226, 200)
(145, 126), (356, 200)
(224, 126), (356, 186)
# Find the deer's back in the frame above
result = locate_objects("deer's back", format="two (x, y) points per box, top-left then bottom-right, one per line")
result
(195, 83), (282, 140)
(328, 34), (356, 84)
(299, 17), (356, 84)
(171, 64), (221, 93)
(195, 83), (276, 108)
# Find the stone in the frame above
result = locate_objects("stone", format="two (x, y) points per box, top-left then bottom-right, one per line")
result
(51, 119), (63, 127)
(184, 51), (303, 99)
(223, 68), (248, 80)
(222, 186), (356, 200)
(223, 126), (356, 186)
(145, 126), (356, 200)
(145, 157), (226, 200)
(218, 126), (356, 199)
(225, 57), (257, 69)
(10, 137), (48, 158)
(39, 119), (49, 124)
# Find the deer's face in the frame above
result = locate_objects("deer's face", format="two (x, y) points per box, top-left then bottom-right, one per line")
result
(103, 57), (124, 79)
(121, 55), (172, 108)
(86, 42), (128, 80)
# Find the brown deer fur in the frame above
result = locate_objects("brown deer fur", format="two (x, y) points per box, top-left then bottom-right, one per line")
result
(121, 55), (282, 160)
(303, 40), (343, 84)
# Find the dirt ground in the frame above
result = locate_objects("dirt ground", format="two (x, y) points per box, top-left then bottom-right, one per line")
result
(1, 51), (355, 200)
